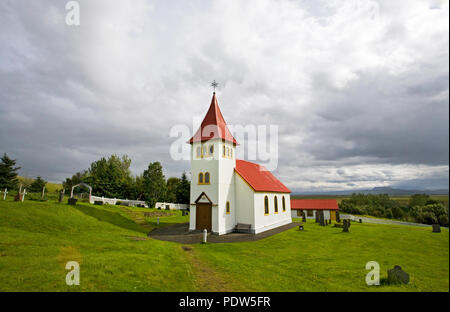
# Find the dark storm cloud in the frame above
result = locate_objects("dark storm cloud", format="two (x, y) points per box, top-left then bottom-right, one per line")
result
(0, 0), (448, 192)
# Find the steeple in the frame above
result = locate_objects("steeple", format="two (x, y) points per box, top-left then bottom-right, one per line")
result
(189, 93), (238, 145)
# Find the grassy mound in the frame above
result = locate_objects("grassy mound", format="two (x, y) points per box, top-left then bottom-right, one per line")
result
(0, 199), (448, 291)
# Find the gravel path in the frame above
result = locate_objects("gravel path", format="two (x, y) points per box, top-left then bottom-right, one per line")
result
(340, 214), (432, 227)
(148, 222), (300, 244)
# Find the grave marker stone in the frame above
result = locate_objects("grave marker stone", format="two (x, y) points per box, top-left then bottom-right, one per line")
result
(3, 188), (7, 200)
(343, 219), (350, 232)
(432, 224), (441, 233)
(387, 265), (409, 285)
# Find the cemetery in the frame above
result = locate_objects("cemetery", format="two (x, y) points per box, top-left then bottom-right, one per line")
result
(0, 196), (448, 292)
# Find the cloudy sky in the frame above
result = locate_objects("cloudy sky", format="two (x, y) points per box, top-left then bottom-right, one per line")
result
(0, 0), (448, 192)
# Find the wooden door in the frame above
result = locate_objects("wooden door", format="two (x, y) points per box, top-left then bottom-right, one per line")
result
(196, 203), (212, 231)
(330, 210), (336, 221)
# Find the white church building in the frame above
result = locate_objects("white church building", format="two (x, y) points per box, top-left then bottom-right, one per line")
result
(188, 92), (292, 235)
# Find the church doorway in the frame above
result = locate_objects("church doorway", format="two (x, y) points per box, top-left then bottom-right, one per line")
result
(196, 203), (212, 232)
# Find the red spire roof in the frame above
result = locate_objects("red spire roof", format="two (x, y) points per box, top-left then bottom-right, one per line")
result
(290, 199), (339, 210)
(189, 92), (238, 145)
(235, 159), (291, 193)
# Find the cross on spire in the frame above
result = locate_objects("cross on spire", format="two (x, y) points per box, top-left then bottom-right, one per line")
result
(211, 80), (219, 92)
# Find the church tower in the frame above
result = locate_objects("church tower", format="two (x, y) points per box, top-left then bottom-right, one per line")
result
(188, 92), (238, 234)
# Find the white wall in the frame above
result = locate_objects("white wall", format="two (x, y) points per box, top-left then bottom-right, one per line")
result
(291, 210), (332, 220)
(253, 192), (292, 234)
(235, 173), (255, 226)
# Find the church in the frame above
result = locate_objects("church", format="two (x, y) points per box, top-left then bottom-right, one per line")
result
(188, 92), (292, 235)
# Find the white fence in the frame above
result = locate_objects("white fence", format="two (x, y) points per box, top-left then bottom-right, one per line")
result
(90, 195), (148, 208)
(155, 202), (188, 210)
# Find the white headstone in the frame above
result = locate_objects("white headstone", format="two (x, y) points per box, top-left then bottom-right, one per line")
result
(3, 188), (7, 200)
(202, 229), (207, 243)
(22, 189), (27, 202)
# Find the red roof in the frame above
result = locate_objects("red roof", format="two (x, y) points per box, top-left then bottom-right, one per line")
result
(189, 92), (238, 145)
(290, 199), (339, 210)
(235, 159), (291, 193)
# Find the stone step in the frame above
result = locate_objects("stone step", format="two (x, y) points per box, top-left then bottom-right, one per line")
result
(234, 223), (252, 233)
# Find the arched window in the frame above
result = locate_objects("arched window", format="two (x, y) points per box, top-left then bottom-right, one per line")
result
(196, 147), (201, 158)
(202, 146), (206, 157)
(264, 196), (269, 215)
(226, 201), (230, 214)
(226, 147), (229, 157)
(209, 145), (214, 155)
(223, 145), (226, 157)
(198, 173), (204, 184)
(282, 196), (286, 211)
(274, 196), (278, 213)
(204, 172), (210, 184)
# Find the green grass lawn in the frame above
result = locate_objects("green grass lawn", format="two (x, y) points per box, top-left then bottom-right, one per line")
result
(0, 199), (448, 292)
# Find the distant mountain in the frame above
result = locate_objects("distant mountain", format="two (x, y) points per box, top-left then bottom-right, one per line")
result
(293, 187), (449, 196)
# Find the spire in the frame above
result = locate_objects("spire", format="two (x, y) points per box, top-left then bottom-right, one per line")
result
(188, 93), (238, 145)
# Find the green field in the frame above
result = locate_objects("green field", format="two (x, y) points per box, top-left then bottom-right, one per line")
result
(0, 199), (448, 292)
(291, 194), (449, 207)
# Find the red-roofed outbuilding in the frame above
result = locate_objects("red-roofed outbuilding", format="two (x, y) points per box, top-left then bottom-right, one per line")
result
(290, 199), (339, 221)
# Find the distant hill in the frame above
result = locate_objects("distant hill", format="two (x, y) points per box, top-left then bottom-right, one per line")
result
(293, 187), (449, 196)
(17, 176), (62, 193)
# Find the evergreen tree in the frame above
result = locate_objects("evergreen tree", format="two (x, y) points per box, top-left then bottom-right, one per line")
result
(166, 177), (180, 203)
(143, 161), (167, 208)
(29, 176), (47, 193)
(176, 171), (190, 204)
(0, 153), (21, 190)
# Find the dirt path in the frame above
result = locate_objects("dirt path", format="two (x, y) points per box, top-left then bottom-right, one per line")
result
(182, 246), (236, 292)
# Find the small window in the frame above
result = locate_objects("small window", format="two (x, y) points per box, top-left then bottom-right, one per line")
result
(223, 145), (226, 157)
(209, 145), (214, 155)
(198, 173), (204, 184)
(297, 210), (302, 217)
(202, 146), (206, 157)
(274, 196), (278, 213)
(307, 210), (313, 217)
(204, 172), (210, 184)
(264, 196), (269, 215)
(230, 148), (233, 158)
(226, 201), (230, 214)
(282, 196), (286, 211)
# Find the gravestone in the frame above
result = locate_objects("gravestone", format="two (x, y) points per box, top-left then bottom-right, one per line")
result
(359, 218), (362, 223)
(2, 188), (7, 200)
(319, 211), (325, 226)
(302, 212), (306, 223)
(68, 197), (78, 205)
(14, 194), (22, 202)
(94, 201), (103, 205)
(343, 219), (350, 232)
(336, 211), (341, 223)
(387, 265), (409, 285)
(58, 190), (64, 203)
(432, 224), (441, 233)
(298, 225), (304, 231)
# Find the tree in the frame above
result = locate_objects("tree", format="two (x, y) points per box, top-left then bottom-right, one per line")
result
(176, 171), (190, 204)
(0, 153), (21, 190)
(143, 162), (167, 208)
(63, 170), (88, 193)
(29, 176), (47, 193)
(84, 155), (133, 198)
(409, 194), (430, 208)
(166, 177), (180, 203)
